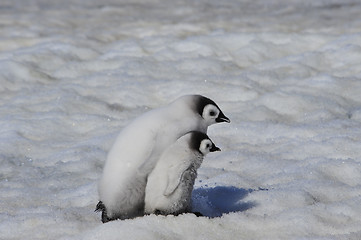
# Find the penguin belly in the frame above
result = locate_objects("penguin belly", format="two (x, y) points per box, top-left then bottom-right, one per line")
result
(145, 167), (197, 215)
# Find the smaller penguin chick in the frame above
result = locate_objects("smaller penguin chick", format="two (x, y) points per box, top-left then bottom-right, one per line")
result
(144, 131), (220, 216)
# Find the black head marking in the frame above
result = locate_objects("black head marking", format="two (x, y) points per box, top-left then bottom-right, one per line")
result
(194, 95), (230, 123)
(194, 95), (219, 116)
(189, 131), (209, 153)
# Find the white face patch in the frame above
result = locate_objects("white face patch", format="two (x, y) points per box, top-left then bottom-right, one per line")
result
(202, 104), (220, 123)
(199, 139), (213, 155)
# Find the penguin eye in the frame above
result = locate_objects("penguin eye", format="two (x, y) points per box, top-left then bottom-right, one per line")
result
(206, 143), (211, 149)
(209, 111), (216, 116)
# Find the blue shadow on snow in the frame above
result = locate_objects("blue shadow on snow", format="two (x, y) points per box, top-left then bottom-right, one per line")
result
(192, 186), (261, 218)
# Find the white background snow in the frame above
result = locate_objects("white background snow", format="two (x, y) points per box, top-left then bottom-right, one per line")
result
(1, 0), (361, 239)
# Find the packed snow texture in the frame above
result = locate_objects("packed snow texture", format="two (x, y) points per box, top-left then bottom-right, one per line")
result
(1, 0), (361, 239)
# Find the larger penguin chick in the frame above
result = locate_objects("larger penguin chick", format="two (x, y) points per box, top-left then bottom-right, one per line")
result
(144, 131), (220, 216)
(97, 95), (229, 222)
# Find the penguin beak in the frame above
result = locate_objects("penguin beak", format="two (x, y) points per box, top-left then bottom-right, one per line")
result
(216, 111), (230, 123)
(210, 145), (221, 152)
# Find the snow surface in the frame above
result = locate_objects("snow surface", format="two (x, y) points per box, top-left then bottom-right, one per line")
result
(1, 0), (361, 239)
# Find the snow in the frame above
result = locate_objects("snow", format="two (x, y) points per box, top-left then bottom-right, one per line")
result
(1, 0), (361, 239)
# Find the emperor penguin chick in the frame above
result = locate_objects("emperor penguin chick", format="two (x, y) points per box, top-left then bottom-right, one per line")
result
(144, 131), (220, 216)
(98, 95), (229, 222)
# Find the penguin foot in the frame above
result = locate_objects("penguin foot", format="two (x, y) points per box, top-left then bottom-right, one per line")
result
(153, 209), (177, 216)
(154, 209), (164, 216)
(153, 209), (203, 217)
(192, 211), (204, 217)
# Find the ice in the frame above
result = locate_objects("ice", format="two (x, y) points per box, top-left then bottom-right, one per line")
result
(1, 0), (361, 239)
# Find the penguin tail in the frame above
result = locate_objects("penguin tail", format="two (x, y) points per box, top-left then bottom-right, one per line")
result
(95, 201), (111, 223)
(95, 201), (106, 212)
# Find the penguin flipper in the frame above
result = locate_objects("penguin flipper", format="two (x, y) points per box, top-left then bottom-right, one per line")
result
(163, 161), (191, 196)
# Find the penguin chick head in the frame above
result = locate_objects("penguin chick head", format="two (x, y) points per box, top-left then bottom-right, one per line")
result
(189, 131), (221, 155)
(194, 95), (230, 125)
